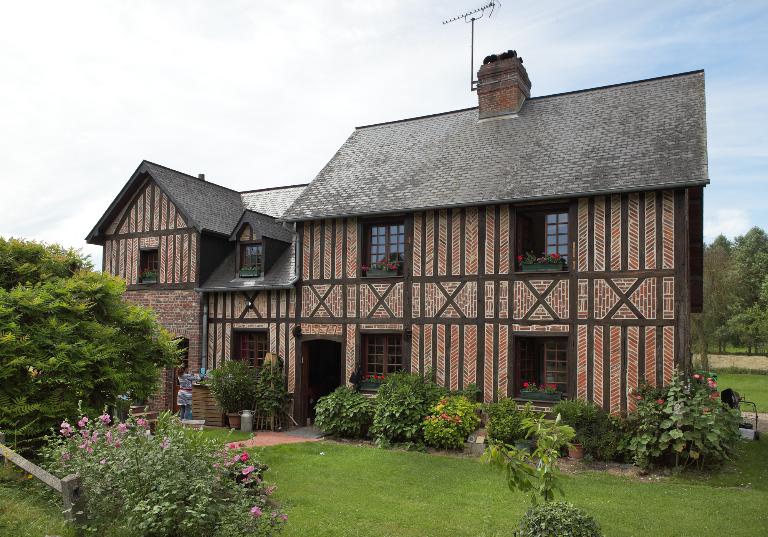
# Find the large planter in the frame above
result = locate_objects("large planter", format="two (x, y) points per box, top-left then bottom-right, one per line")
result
(227, 412), (242, 429)
(140, 276), (157, 284)
(518, 391), (562, 402)
(239, 267), (261, 278)
(568, 442), (585, 460)
(521, 263), (564, 272)
(364, 268), (399, 278)
(359, 380), (383, 391)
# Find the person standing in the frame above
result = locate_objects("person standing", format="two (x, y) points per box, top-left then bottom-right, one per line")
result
(176, 367), (199, 420)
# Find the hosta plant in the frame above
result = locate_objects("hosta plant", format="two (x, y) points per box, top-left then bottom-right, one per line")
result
(314, 387), (375, 438)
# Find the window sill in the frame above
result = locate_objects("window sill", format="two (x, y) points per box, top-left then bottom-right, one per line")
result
(513, 396), (563, 404)
(138, 280), (158, 285)
(513, 270), (569, 275)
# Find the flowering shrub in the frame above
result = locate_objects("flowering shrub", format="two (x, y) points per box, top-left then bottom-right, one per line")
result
(624, 370), (741, 470)
(314, 387), (375, 438)
(422, 396), (480, 450)
(517, 251), (565, 266)
(484, 399), (537, 446)
(43, 410), (286, 536)
(517, 501), (602, 537)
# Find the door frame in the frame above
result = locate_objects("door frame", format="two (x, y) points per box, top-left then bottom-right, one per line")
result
(299, 336), (344, 425)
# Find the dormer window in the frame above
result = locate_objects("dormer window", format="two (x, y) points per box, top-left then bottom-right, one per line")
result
(240, 242), (263, 278)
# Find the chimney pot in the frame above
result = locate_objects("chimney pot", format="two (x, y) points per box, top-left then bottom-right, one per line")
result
(476, 49), (531, 119)
(198, 174), (205, 181)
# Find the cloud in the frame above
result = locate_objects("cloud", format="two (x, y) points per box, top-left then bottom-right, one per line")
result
(704, 208), (751, 242)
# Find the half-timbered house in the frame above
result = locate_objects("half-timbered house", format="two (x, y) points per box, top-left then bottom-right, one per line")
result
(87, 50), (707, 423)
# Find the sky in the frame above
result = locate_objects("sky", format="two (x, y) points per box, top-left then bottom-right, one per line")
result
(1, 0), (766, 268)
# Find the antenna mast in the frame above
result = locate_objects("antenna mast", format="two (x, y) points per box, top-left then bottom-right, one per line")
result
(442, 1), (499, 92)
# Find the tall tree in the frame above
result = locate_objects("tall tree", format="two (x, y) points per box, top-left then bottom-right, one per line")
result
(731, 227), (768, 308)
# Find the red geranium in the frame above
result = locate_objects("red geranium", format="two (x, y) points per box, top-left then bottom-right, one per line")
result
(656, 399), (665, 405)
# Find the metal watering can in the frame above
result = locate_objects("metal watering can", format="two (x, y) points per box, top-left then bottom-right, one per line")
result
(240, 410), (253, 433)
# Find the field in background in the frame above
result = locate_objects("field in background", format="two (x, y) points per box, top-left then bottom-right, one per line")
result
(698, 354), (768, 371)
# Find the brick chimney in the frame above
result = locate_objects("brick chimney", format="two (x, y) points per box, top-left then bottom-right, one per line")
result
(476, 50), (531, 119)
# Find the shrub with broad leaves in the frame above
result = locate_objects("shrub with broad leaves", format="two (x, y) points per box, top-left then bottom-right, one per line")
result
(43, 410), (286, 536)
(552, 399), (622, 461)
(422, 396), (480, 450)
(484, 399), (537, 446)
(624, 369), (741, 470)
(517, 501), (602, 537)
(314, 387), (375, 438)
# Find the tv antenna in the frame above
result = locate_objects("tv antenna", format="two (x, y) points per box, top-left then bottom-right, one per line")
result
(442, 1), (499, 92)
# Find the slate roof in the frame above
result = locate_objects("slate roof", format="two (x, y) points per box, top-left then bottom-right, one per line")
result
(281, 71), (708, 221)
(241, 185), (307, 218)
(197, 240), (297, 291)
(230, 210), (295, 243)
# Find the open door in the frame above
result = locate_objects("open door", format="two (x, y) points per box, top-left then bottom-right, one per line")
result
(301, 339), (343, 424)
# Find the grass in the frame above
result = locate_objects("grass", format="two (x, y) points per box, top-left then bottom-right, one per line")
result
(717, 373), (768, 412)
(197, 427), (253, 444)
(0, 466), (74, 537)
(260, 441), (768, 537)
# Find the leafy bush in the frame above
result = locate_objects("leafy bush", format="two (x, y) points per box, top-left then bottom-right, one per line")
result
(43, 411), (286, 536)
(484, 399), (537, 446)
(625, 370), (741, 469)
(423, 396), (480, 449)
(552, 399), (622, 461)
(209, 360), (257, 414)
(315, 387), (375, 438)
(371, 372), (445, 445)
(253, 357), (289, 420)
(0, 238), (179, 450)
(451, 383), (481, 402)
(517, 501), (602, 537)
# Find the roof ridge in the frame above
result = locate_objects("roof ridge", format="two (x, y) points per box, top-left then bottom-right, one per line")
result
(141, 160), (242, 196)
(240, 183), (309, 194)
(355, 69), (704, 130)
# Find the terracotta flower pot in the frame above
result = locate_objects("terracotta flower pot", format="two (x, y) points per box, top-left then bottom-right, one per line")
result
(568, 442), (585, 460)
(227, 413), (242, 429)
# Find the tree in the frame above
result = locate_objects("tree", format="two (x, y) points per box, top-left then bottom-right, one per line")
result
(0, 237), (179, 450)
(731, 227), (768, 308)
(726, 305), (768, 355)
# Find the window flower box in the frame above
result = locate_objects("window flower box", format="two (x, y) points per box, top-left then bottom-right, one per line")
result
(364, 267), (399, 278)
(517, 252), (565, 272)
(139, 270), (158, 284)
(359, 374), (385, 391)
(519, 382), (562, 402)
(239, 267), (262, 278)
(362, 259), (402, 278)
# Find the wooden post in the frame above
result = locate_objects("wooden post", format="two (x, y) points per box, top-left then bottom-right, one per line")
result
(0, 431), (6, 466)
(61, 474), (87, 530)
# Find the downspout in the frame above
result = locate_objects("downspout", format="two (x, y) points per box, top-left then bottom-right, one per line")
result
(201, 299), (208, 373)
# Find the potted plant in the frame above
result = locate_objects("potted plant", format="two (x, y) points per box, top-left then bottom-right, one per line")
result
(518, 382), (562, 402)
(239, 265), (261, 278)
(568, 441), (585, 459)
(362, 254), (403, 277)
(139, 269), (158, 283)
(359, 373), (386, 391)
(517, 251), (565, 272)
(208, 360), (256, 429)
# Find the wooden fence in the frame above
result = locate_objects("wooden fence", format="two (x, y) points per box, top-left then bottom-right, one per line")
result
(0, 431), (87, 531)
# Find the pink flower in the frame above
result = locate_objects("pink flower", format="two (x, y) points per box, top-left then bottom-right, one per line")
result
(280, 514), (288, 522)
(99, 413), (112, 425)
(77, 416), (89, 428)
(264, 485), (276, 495)
(114, 439), (121, 448)
(250, 506), (263, 518)
(240, 452), (249, 462)
(136, 418), (148, 429)
(160, 437), (171, 450)
(635, 395), (643, 401)
(228, 442), (237, 450)
(61, 452), (71, 461)
(60, 421), (73, 437)
(105, 431), (113, 445)
(91, 431), (99, 443)
(100, 459), (107, 465)
(242, 465), (255, 476)
(656, 399), (665, 405)
(693, 373), (702, 380)
(117, 423), (129, 433)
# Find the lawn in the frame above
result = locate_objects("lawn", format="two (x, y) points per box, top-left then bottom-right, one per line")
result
(260, 440), (768, 537)
(0, 467), (74, 537)
(716, 373), (768, 412)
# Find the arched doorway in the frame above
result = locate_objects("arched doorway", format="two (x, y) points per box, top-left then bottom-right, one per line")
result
(301, 339), (343, 424)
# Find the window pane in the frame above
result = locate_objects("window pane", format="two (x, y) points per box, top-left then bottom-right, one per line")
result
(558, 223), (568, 234)
(546, 214), (557, 224)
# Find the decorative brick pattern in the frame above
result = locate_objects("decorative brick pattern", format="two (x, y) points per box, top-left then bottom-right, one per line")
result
(627, 326), (639, 411)
(645, 326), (657, 386)
(498, 324), (508, 398)
(485, 206), (495, 274)
(465, 207), (479, 275)
(345, 324), (356, 386)
(346, 218), (357, 278)
(334, 218), (343, 279)
(577, 198), (589, 271)
(438, 209), (448, 276)
(302, 286), (319, 318)
(302, 323), (343, 336)
(412, 283), (421, 318)
(645, 191), (657, 269)
(629, 278), (657, 319)
(663, 277), (675, 319)
(544, 279), (569, 319)
(662, 191), (675, 269)
(610, 195), (622, 271)
(513, 281), (536, 319)
(424, 283), (447, 318)
(359, 283), (403, 318)
(499, 205), (510, 274)
(384, 282), (404, 318)
(451, 208), (462, 276)
(663, 326), (675, 385)
(269, 323), (277, 353)
(577, 279), (588, 319)
(485, 282), (495, 318)
(464, 325), (477, 387)
(312, 221), (321, 279)
(359, 323), (404, 330)
(628, 193), (640, 270)
(424, 323), (433, 372)
(457, 282), (477, 318)
(609, 326), (622, 414)
(593, 326), (603, 407)
(288, 322), (296, 393)
(411, 325), (421, 374)
(577, 324), (588, 399)
(450, 325), (460, 390)
(593, 279), (619, 319)
(511, 324), (569, 333)
(529, 304), (553, 321)
(140, 236), (159, 248)
(593, 196), (606, 271)
(425, 211), (435, 277)
(436, 324), (446, 386)
(484, 323), (494, 402)
(499, 281), (509, 319)
(347, 285), (357, 317)
(413, 212), (423, 277)
(302, 222), (311, 280)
